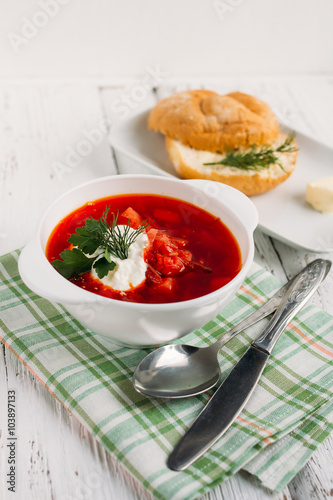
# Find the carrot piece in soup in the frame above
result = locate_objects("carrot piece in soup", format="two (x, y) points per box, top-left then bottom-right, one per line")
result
(121, 207), (142, 229)
(146, 263), (162, 284)
(153, 233), (178, 255)
(155, 255), (186, 276)
(177, 250), (192, 262)
(153, 278), (176, 294)
(171, 237), (188, 248)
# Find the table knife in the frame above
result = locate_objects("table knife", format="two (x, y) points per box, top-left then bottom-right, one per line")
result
(167, 258), (331, 471)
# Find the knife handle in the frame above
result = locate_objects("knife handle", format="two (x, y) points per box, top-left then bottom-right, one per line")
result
(254, 259), (331, 354)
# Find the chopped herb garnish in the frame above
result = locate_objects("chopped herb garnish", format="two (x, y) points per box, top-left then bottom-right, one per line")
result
(92, 256), (116, 280)
(52, 207), (150, 279)
(203, 132), (297, 172)
(52, 248), (96, 279)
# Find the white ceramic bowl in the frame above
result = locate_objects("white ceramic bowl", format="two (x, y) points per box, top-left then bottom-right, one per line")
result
(18, 174), (258, 347)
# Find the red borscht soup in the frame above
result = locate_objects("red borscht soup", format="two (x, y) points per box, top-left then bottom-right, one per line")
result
(46, 194), (241, 303)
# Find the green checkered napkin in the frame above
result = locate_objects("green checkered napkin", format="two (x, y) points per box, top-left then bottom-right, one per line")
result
(1, 250), (333, 500)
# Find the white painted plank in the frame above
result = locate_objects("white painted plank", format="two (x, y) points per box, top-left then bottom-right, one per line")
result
(201, 471), (293, 500)
(100, 84), (159, 176)
(100, 82), (158, 129)
(0, 84), (116, 256)
(254, 231), (287, 283)
(288, 434), (333, 500)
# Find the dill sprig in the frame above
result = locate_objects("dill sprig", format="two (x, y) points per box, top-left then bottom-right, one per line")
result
(98, 208), (150, 260)
(51, 207), (150, 279)
(204, 132), (297, 172)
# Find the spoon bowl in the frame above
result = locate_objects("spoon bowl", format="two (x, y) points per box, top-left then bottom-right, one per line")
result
(133, 344), (221, 398)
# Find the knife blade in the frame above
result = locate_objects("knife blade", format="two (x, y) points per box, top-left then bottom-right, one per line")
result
(167, 258), (331, 471)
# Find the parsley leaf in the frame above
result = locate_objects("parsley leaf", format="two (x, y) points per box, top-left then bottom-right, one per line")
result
(68, 226), (101, 255)
(93, 257), (116, 279)
(52, 248), (95, 279)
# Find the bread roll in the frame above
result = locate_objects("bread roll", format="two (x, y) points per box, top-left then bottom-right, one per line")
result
(148, 90), (279, 153)
(148, 89), (297, 196)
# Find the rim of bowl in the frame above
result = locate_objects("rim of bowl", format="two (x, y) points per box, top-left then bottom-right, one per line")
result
(38, 174), (255, 310)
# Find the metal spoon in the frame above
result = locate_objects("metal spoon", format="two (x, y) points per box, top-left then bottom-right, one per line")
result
(133, 260), (331, 398)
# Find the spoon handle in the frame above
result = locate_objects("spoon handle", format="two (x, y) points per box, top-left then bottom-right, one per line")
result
(215, 259), (331, 351)
(254, 259), (331, 353)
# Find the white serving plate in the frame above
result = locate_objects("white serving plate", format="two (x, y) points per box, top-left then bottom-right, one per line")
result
(109, 110), (333, 253)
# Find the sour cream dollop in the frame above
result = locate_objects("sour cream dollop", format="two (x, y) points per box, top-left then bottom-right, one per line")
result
(90, 226), (149, 291)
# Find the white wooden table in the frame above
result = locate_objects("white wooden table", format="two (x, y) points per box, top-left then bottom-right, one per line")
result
(0, 77), (332, 500)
